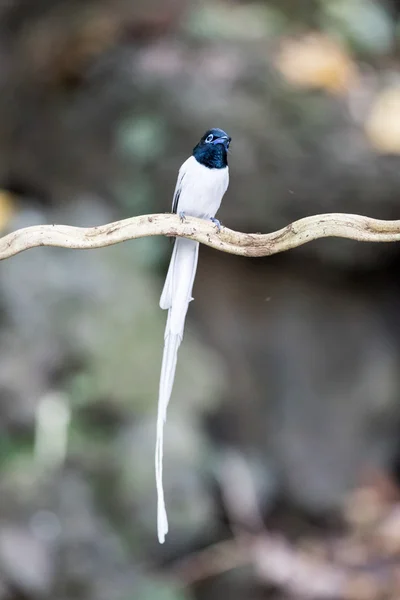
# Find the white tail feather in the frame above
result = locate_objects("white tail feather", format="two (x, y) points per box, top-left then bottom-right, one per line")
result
(160, 242), (177, 310)
(156, 238), (199, 543)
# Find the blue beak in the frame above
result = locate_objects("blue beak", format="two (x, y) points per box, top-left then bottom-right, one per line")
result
(212, 136), (230, 147)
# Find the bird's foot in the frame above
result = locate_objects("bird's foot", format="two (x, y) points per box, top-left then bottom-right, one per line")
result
(179, 211), (187, 223)
(210, 217), (221, 233)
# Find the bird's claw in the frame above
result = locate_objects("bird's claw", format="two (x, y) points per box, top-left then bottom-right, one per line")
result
(179, 211), (187, 223)
(210, 217), (221, 233)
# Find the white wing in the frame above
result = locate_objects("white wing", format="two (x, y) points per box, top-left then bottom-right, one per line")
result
(172, 156), (229, 219)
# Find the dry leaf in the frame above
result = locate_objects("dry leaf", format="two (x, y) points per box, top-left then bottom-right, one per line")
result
(0, 191), (15, 231)
(275, 33), (357, 94)
(365, 87), (400, 154)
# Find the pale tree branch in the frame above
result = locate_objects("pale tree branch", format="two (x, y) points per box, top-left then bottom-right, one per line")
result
(1, 212), (400, 260)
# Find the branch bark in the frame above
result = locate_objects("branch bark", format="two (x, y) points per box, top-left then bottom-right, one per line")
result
(1, 212), (400, 260)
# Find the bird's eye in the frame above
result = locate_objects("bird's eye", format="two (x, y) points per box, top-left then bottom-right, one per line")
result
(205, 134), (214, 143)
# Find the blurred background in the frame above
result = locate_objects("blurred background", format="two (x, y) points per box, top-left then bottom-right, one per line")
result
(2, 0), (400, 599)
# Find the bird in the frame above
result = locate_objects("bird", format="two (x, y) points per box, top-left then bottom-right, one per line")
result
(156, 127), (231, 543)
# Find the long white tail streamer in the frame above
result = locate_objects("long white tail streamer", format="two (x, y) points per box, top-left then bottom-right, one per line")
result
(156, 237), (199, 543)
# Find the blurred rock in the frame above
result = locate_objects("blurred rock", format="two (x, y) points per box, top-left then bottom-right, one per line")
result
(0, 525), (54, 596)
(196, 252), (400, 512)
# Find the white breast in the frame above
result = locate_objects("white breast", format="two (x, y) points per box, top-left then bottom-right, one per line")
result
(174, 156), (229, 219)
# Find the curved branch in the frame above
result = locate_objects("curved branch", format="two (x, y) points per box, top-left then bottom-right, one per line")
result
(1, 212), (400, 260)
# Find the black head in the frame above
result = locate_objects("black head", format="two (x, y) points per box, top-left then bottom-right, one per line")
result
(192, 128), (231, 169)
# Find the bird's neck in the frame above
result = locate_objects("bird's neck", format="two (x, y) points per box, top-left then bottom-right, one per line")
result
(192, 144), (227, 169)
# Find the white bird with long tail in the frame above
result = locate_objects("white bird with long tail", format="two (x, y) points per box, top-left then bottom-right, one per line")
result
(156, 128), (231, 543)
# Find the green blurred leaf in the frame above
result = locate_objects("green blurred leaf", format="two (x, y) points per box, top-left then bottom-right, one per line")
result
(321, 0), (393, 55)
(186, 3), (287, 41)
(133, 579), (192, 600)
(113, 176), (153, 213)
(132, 236), (168, 269)
(117, 116), (166, 161)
